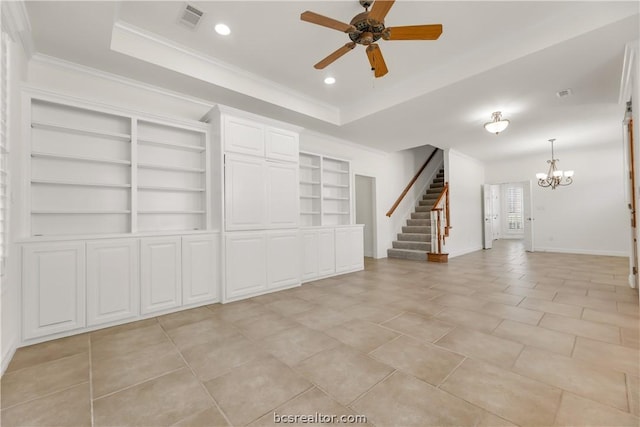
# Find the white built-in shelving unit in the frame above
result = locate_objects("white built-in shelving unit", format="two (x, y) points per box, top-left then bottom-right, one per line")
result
(27, 97), (209, 237)
(299, 152), (351, 226)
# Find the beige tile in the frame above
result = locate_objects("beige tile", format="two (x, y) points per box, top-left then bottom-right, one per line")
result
(346, 303), (404, 324)
(583, 308), (639, 330)
(381, 312), (453, 343)
(539, 313), (621, 344)
(535, 283), (587, 297)
(89, 318), (159, 339)
(628, 375), (639, 417)
(0, 383), (91, 427)
(589, 289), (639, 302)
(476, 301), (544, 325)
(157, 306), (215, 331)
(622, 327), (639, 349)
(431, 293), (486, 310)
(370, 335), (464, 386)
(91, 323), (170, 360)
(554, 293), (619, 312)
(389, 297), (445, 317)
(325, 319), (399, 353)
(234, 311), (300, 340)
(506, 286), (557, 300)
(477, 411), (518, 426)
(554, 392), (639, 427)
(263, 297), (318, 316)
(172, 406), (230, 427)
(513, 346), (629, 411)
(352, 371), (483, 427)
(92, 340), (185, 398)
(471, 291), (524, 306)
(249, 387), (369, 427)
(256, 326), (340, 366)
(440, 358), (562, 426)
(5, 334), (88, 373)
(493, 319), (575, 356)
(435, 327), (523, 367)
(1, 353), (89, 409)
(311, 293), (363, 309)
(431, 283), (476, 296)
(208, 299), (273, 323)
(573, 337), (639, 376)
(182, 333), (267, 381)
(434, 307), (502, 333)
(165, 318), (239, 349)
(94, 368), (212, 427)
(295, 345), (393, 405)
(519, 297), (583, 318)
(618, 301), (640, 316)
(205, 357), (311, 426)
(292, 306), (354, 330)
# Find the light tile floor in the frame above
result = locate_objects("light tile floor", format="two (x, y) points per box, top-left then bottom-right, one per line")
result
(1, 240), (639, 426)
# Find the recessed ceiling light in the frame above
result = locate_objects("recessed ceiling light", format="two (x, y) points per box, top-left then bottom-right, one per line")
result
(215, 23), (231, 36)
(324, 77), (336, 85)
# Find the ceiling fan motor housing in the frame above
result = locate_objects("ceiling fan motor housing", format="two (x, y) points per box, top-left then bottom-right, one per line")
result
(349, 12), (385, 45)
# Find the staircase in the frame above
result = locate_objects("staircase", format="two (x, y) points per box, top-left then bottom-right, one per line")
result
(387, 168), (445, 261)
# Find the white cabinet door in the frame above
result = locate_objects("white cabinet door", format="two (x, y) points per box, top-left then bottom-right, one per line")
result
(22, 242), (86, 339)
(225, 154), (267, 230)
(335, 227), (364, 273)
(182, 234), (219, 305)
(267, 161), (298, 228)
(266, 127), (299, 162)
(223, 115), (265, 156)
(301, 230), (319, 281)
(318, 228), (336, 276)
(267, 231), (300, 290)
(225, 232), (267, 300)
(140, 237), (182, 314)
(86, 239), (139, 327)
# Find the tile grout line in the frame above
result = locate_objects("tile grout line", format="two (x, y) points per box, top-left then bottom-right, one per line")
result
(347, 368), (397, 409)
(88, 336), (95, 427)
(0, 381), (91, 412)
(435, 356), (467, 390)
(157, 323), (234, 427)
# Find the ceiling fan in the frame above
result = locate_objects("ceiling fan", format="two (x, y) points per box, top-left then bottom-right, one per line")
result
(300, 0), (443, 78)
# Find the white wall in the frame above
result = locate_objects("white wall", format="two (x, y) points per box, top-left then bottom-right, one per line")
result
(1, 28), (29, 374)
(444, 149), (486, 257)
(485, 144), (629, 256)
(355, 175), (375, 257)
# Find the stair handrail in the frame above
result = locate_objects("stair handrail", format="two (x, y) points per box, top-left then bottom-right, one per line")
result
(430, 182), (450, 254)
(386, 148), (439, 217)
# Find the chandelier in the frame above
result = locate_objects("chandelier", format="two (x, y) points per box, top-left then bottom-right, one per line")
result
(536, 139), (574, 189)
(484, 111), (509, 134)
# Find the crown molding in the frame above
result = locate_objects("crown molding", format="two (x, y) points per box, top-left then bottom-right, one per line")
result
(300, 128), (388, 157)
(1, 0), (34, 57)
(111, 21), (341, 126)
(30, 53), (216, 110)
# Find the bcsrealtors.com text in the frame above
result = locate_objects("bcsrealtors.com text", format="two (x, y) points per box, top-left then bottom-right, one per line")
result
(273, 412), (367, 424)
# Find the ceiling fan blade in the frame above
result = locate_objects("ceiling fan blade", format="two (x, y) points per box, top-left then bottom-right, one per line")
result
(314, 42), (357, 69)
(366, 44), (388, 78)
(300, 11), (356, 33)
(385, 24), (443, 40)
(368, 0), (395, 22)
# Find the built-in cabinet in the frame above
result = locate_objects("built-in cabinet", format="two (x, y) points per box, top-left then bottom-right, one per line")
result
(140, 236), (182, 315)
(299, 225), (364, 283)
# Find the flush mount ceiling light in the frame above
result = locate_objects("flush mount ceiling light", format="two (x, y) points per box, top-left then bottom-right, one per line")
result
(324, 77), (336, 85)
(536, 138), (574, 190)
(214, 23), (231, 36)
(484, 111), (510, 135)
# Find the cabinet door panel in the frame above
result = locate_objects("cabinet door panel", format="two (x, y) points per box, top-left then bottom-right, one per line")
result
(265, 128), (298, 162)
(335, 228), (351, 273)
(87, 240), (139, 326)
(301, 230), (319, 281)
(318, 228), (336, 276)
(267, 162), (298, 228)
(349, 227), (365, 270)
(224, 116), (264, 156)
(225, 154), (267, 230)
(225, 233), (267, 300)
(22, 242), (85, 339)
(141, 237), (181, 314)
(267, 231), (300, 289)
(182, 235), (219, 305)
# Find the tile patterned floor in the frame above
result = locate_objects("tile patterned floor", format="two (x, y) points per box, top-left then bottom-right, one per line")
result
(1, 240), (639, 426)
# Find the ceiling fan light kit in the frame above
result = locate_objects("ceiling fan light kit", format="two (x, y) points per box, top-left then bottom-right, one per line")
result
(300, 0), (443, 78)
(536, 138), (574, 189)
(484, 111), (510, 134)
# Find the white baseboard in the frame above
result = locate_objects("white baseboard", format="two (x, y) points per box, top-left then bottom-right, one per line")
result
(534, 247), (629, 257)
(1, 340), (17, 376)
(448, 245), (484, 259)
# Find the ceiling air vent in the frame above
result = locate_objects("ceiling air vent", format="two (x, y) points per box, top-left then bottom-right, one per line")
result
(556, 88), (573, 98)
(179, 4), (204, 30)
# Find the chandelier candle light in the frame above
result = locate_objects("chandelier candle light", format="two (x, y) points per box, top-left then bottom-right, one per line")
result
(536, 138), (574, 189)
(484, 111), (510, 134)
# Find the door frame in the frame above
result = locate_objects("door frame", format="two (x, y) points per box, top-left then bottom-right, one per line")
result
(484, 181), (534, 251)
(354, 174), (378, 258)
